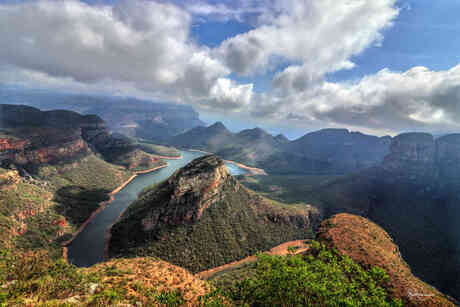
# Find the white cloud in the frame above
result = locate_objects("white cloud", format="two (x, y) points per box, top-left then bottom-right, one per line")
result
(253, 65), (460, 135)
(216, 0), (399, 80)
(0, 0), (243, 109)
(3, 0), (460, 136)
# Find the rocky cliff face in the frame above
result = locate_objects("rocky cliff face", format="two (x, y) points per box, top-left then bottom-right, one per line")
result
(317, 214), (456, 306)
(109, 155), (321, 272)
(0, 105), (110, 168)
(170, 124), (392, 174)
(1, 88), (205, 141)
(0, 104), (150, 170)
(315, 132), (460, 301)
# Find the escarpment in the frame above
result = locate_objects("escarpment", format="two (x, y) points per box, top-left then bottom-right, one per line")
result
(317, 214), (456, 306)
(109, 155), (321, 272)
(315, 132), (460, 301)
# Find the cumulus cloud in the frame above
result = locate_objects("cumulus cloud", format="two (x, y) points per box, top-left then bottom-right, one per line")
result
(2, 0), (460, 135)
(0, 0), (239, 108)
(253, 65), (460, 134)
(216, 0), (399, 79)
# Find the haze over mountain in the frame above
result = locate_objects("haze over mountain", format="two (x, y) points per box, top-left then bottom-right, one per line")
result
(310, 132), (460, 300)
(1, 87), (205, 142)
(168, 122), (391, 174)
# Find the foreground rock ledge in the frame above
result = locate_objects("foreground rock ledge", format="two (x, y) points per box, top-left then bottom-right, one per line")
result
(317, 213), (456, 307)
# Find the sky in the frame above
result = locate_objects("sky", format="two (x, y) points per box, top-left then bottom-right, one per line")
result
(1, 0), (460, 137)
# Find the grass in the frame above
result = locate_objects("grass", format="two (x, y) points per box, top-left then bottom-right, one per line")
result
(0, 243), (404, 306)
(0, 154), (134, 258)
(238, 174), (342, 204)
(36, 154), (132, 191)
(136, 141), (181, 157)
(0, 250), (224, 306)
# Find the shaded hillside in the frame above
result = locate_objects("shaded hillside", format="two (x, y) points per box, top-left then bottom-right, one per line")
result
(168, 123), (391, 174)
(1, 87), (205, 141)
(109, 155), (320, 272)
(208, 214), (454, 306)
(313, 132), (460, 301)
(317, 214), (456, 306)
(0, 104), (165, 172)
(0, 105), (168, 257)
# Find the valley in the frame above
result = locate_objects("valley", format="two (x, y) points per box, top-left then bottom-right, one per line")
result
(1, 103), (459, 306)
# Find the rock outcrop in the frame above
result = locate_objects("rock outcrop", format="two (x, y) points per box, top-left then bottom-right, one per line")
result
(0, 105), (109, 168)
(317, 214), (456, 306)
(315, 132), (460, 301)
(0, 104), (161, 171)
(109, 155), (321, 272)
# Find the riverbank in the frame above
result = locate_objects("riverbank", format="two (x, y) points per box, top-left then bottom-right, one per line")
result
(153, 154), (183, 160)
(61, 163), (169, 260)
(224, 160), (267, 176)
(187, 149), (266, 176)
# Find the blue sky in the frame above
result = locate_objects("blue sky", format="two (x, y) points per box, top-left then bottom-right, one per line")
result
(1, 0), (460, 137)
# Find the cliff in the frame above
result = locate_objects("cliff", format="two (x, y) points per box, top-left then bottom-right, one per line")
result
(1, 88), (205, 141)
(0, 104), (165, 172)
(169, 124), (391, 174)
(314, 132), (460, 301)
(109, 155), (321, 272)
(317, 214), (456, 306)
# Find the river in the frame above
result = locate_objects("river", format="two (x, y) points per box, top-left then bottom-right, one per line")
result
(67, 150), (248, 267)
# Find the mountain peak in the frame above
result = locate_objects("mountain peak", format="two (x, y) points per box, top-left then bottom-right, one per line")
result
(109, 154), (320, 272)
(237, 127), (271, 139)
(208, 122), (228, 132)
(275, 133), (289, 143)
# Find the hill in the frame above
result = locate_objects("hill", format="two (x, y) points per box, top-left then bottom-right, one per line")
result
(109, 155), (321, 272)
(206, 213), (455, 306)
(168, 123), (391, 174)
(311, 132), (460, 301)
(0, 250), (221, 306)
(317, 213), (455, 306)
(0, 104), (170, 258)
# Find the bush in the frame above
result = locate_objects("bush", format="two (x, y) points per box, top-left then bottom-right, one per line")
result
(226, 241), (403, 307)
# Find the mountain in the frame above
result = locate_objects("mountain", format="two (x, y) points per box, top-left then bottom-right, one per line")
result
(169, 123), (391, 174)
(312, 132), (460, 301)
(0, 104), (170, 258)
(169, 123), (286, 167)
(1, 87), (205, 141)
(317, 214), (456, 306)
(277, 128), (391, 173)
(274, 133), (289, 143)
(108, 155), (321, 272)
(0, 104), (166, 172)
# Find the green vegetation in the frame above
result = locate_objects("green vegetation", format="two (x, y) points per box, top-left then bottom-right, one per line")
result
(136, 141), (181, 157)
(0, 173), (65, 257)
(213, 241), (402, 307)
(0, 154), (133, 257)
(239, 174), (342, 204)
(0, 242), (403, 306)
(0, 250), (224, 306)
(110, 174), (315, 273)
(36, 154), (132, 191)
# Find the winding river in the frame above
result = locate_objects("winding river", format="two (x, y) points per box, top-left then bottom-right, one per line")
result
(67, 150), (248, 267)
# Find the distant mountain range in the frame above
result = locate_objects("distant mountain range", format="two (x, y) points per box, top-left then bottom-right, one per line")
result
(0, 87), (205, 141)
(167, 122), (392, 175)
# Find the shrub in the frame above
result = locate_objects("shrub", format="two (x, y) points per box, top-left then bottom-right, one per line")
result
(226, 241), (403, 307)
